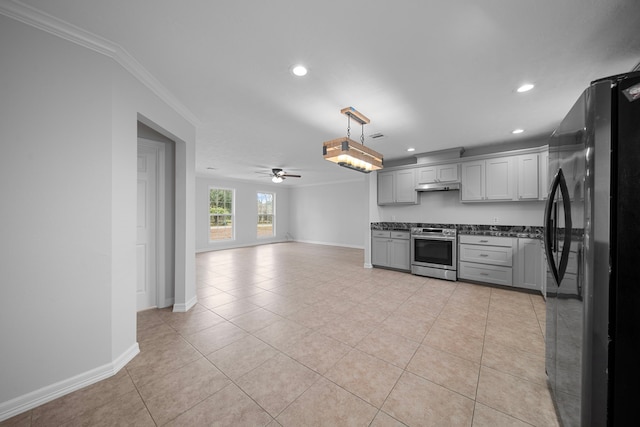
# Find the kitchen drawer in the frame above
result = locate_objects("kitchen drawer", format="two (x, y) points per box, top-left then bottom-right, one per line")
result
(390, 231), (409, 240)
(459, 244), (513, 267)
(372, 230), (391, 238)
(459, 235), (514, 247)
(459, 261), (513, 286)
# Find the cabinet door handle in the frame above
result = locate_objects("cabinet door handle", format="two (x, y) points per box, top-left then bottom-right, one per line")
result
(479, 240), (489, 243)
(480, 272), (489, 276)
(479, 254), (489, 257)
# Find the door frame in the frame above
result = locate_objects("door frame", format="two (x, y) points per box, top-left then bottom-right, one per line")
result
(137, 138), (167, 309)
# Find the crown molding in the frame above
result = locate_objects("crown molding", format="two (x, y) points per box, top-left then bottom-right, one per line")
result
(0, 0), (201, 127)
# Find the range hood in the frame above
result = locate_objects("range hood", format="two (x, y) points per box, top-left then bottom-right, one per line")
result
(415, 182), (460, 192)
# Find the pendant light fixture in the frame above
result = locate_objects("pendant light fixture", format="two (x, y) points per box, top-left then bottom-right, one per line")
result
(322, 107), (383, 173)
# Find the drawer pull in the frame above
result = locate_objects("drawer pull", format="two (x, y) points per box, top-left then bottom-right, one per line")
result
(480, 272), (489, 276)
(479, 239), (489, 243)
(479, 254), (489, 257)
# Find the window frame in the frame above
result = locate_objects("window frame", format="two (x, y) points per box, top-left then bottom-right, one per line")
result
(208, 187), (235, 242)
(256, 191), (275, 238)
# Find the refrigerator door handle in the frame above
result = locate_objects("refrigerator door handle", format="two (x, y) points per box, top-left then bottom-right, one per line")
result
(576, 243), (583, 298)
(556, 169), (573, 283)
(544, 170), (561, 284)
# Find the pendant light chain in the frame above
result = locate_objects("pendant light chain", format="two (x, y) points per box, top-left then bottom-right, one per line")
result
(346, 114), (351, 139)
(361, 123), (365, 145)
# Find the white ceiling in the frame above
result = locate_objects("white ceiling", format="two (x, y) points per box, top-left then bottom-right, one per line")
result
(18, 0), (640, 185)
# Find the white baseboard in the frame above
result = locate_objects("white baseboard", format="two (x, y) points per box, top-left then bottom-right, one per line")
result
(173, 294), (197, 312)
(0, 343), (140, 422)
(293, 239), (365, 250)
(160, 297), (175, 309)
(195, 239), (288, 253)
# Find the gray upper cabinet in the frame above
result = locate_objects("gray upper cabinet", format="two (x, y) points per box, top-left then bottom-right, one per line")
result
(377, 169), (418, 205)
(516, 154), (539, 200)
(461, 158), (515, 201)
(378, 146), (548, 204)
(416, 163), (459, 183)
(377, 172), (395, 205)
(485, 157), (515, 200)
(461, 152), (548, 202)
(539, 150), (549, 200)
(460, 160), (485, 201)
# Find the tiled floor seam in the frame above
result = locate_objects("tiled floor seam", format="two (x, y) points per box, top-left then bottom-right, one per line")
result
(126, 368), (160, 426)
(162, 312), (284, 424)
(473, 400), (538, 427)
(477, 363), (554, 403)
(142, 313), (277, 425)
(200, 333), (321, 422)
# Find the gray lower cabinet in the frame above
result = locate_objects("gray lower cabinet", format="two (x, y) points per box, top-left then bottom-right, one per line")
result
(514, 238), (543, 291)
(459, 235), (545, 292)
(371, 230), (410, 271)
(458, 235), (514, 286)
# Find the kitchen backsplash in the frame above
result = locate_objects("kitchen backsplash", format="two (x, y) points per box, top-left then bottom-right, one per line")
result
(371, 222), (543, 238)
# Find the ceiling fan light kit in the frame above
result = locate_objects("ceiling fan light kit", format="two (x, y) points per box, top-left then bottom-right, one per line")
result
(322, 107), (384, 173)
(268, 168), (301, 183)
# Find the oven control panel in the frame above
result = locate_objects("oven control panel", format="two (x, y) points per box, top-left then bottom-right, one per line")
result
(410, 227), (457, 237)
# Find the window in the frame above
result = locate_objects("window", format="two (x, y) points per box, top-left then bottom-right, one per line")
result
(209, 188), (234, 241)
(257, 192), (275, 238)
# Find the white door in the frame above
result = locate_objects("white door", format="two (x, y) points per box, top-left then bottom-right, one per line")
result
(137, 144), (157, 310)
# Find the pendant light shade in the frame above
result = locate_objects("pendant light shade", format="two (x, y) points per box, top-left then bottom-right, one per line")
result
(322, 137), (383, 172)
(322, 107), (383, 173)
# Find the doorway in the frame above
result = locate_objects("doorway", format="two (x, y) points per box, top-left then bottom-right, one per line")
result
(136, 123), (176, 311)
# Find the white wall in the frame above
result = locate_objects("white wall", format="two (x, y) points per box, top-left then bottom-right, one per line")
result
(368, 171), (545, 226)
(374, 191), (545, 226)
(0, 14), (196, 419)
(196, 176), (292, 251)
(289, 179), (367, 249)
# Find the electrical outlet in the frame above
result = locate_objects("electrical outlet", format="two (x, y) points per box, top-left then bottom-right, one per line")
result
(492, 217), (499, 224)
(391, 215), (397, 221)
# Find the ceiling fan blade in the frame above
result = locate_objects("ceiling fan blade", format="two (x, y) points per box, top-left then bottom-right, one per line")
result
(282, 174), (301, 178)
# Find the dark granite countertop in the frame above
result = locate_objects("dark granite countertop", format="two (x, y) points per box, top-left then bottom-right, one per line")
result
(371, 222), (543, 239)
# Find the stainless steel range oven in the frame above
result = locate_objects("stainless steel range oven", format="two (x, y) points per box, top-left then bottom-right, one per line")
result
(410, 227), (457, 281)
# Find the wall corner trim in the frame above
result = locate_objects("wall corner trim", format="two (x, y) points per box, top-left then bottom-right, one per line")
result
(0, 0), (201, 127)
(0, 343), (140, 422)
(173, 295), (197, 313)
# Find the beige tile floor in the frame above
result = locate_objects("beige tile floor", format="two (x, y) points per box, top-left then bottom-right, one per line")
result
(2, 242), (559, 426)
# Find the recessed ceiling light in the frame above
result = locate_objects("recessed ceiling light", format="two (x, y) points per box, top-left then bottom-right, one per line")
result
(512, 129), (524, 134)
(291, 65), (308, 77)
(407, 147), (416, 152)
(517, 83), (535, 93)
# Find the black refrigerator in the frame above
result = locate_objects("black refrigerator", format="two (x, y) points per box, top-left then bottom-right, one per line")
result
(544, 71), (640, 426)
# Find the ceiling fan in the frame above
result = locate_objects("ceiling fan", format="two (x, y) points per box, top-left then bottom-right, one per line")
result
(263, 168), (301, 183)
